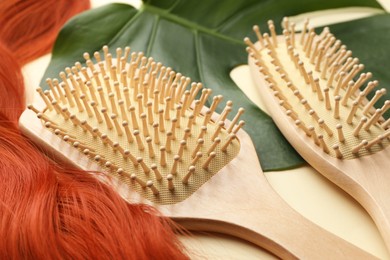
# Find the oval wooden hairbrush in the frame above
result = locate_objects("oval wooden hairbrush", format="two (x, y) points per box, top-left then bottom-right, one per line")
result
(20, 46), (376, 259)
(247, 18), (390, 254)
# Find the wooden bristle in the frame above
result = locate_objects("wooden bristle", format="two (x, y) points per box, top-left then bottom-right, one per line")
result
(182, 166), (196, 184)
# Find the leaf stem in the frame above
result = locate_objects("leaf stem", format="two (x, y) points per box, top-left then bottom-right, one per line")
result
(141, 4), (245, 46)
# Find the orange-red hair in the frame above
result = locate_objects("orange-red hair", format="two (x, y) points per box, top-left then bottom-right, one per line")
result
(0, 1), (188, 258)
(0, 0), (90, 64)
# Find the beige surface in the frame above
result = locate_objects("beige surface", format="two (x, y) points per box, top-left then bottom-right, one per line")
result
(21, 0), (390, 259)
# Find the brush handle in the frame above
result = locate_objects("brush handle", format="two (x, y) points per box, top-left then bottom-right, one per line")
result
(159, 130), (377, 259)
(314, 147), (390, 253)
(273, 114), (390, 254)
(173, 180), (378, 259)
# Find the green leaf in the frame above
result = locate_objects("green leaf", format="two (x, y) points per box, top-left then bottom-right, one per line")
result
(329, 14), (390, 119)
(41, 0), (383, 171)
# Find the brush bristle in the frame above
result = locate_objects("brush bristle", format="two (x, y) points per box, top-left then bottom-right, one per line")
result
(246, 18), (390, 159)
(30, 46), (245, 204)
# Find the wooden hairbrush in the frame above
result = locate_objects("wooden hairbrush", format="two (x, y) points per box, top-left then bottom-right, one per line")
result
(19, 46), (377, 259)
(247, 18), (390, 254)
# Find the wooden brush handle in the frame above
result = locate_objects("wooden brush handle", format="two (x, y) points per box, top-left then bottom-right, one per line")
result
(159, 130), (378, 259)
(314, 148), (390, 253)
(174, 182), (378, 259)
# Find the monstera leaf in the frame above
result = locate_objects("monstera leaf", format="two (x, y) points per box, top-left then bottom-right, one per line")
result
(41, 0), (385, 171)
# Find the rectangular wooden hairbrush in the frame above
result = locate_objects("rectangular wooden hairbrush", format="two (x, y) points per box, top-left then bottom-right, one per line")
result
(20, 46), (377, 259)
(246, 18), (390, 254)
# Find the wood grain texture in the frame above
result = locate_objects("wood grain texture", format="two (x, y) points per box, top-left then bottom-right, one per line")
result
(248, 38), (390, 255)
(20, 100), (377, 259)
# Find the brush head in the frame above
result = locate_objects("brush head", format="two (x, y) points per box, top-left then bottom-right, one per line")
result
(29, 46), (245, 205)
(246, 18), (389, 160)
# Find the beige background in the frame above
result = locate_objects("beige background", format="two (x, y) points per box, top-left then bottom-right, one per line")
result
(22, 0), (390, 258)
